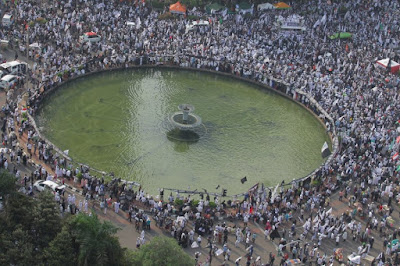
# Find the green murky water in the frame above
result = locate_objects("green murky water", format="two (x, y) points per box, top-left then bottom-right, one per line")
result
(36, 68), (330, 195)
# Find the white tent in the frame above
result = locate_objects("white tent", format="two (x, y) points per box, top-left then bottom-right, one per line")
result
(258, 3), (275, 11)
(376, 58), (400, 74)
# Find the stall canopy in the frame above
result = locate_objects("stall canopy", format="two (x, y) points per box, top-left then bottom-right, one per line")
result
(258, 3), (275, 11)
(237, 2), (253, 14)
(205, 3), (226, 14)
(274, 2), (291, 9)
(169, 2), (186, 15)
(376, 58), (400, 74)
(329, 32), (352, 39)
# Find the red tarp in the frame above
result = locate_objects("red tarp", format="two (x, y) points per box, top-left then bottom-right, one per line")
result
(169, 2), (186, 14)
(376, 58), (400, 74)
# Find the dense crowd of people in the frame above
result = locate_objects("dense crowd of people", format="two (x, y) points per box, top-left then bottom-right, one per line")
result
(2, 0), (400, 265)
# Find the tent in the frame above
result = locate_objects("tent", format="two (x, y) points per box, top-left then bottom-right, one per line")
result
(205, 3), (226, 14)
(237, 2), (253, 14)
(169, 2), (186, 15)
(329, 32), (352, 39)
(376, 58), (400, 74)
(274, 2), (291, 9)
(258, 3), (275, 11)
(347, 254), (361, 264)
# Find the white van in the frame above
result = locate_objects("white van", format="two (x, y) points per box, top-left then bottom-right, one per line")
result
(79, 32), (101, 43)
(185, 20), (210, 33)
(0, 74), (19, 91)
(2, 14), (14, 27)
(0, 60), (28, 75)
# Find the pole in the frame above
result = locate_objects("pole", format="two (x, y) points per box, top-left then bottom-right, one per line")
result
(25, 27), (28, 58)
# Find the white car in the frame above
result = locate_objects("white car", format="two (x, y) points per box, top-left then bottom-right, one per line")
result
(33, 180), (66, 193)
(0, 74), (19, 91)
(2, 14), (14, 27)
(79, 32), (101, 43)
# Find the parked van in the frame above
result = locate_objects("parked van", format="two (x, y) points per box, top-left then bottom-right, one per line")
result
(79, 32), (101, 43)
(0, 74), (19, 91)
(2, 14), (14, 27)
(0, 60), (28, 75)
(185, 20), (210, 33)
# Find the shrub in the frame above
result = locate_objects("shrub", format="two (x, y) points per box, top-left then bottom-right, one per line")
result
(209, 201), (217, 208)
(77, 172), (83, 182)
(311, 179), (321, 187)
(191, 200), (199, 207)
(174, 198), (184, 206)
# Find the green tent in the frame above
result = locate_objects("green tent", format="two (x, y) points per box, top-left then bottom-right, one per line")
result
(238, 2), (252, 10)
(329, 32), (352, 40)
(205, 3), (226, 14)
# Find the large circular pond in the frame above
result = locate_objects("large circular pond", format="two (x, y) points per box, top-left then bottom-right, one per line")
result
(36, 68), (330, 195)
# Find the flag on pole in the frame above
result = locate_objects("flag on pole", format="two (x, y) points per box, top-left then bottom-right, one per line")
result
(321, 141), (331, 158)
(240, 176), (247, 184)
(389, 138), (396, 150)
(396, 136), (400, 144)
(392, 152), (399, 161)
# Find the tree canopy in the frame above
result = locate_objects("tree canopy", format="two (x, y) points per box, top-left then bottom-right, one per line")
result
(70, 213), (124, 266)
(0, 183), (196, 266)
(128, 236), (195, 266)
(0, 169), (16, 197)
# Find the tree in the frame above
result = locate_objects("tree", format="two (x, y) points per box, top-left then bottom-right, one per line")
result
(0, 169), (16, 197)
(0, 169), (16, 209)
(33, 191), (62, 252)
(128, 236), (195, 266)
(5, 193), (37, 231)
(70, 213), (124, 266)
(43, 226), (78, 266)
(0, 226), (35, 266)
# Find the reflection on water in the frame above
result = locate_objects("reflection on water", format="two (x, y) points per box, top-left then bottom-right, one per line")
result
(36, 69), (330, 195)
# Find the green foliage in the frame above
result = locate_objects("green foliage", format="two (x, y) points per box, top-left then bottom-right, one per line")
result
(5, 193), (37, 231)
(0, 169), (16, 197)
(311, 179), (321, 187)
(77, 172), (83, 182)
(174, 198), (184, 206)
(180, 0), (199, 8)
(44, 226), (78, 266)
(127, 236), (195, 266)
(209, 201), (217, 208)
(151, 0), (166, 9)
(70, 213), (124, 266)
(0, 180), (129, 266)
(191, 200), (199, 207)
(0, 226), (35, 266)
(33, 192), (62, 251)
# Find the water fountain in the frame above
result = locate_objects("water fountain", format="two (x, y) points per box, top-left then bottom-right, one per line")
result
(167, 104), (203, 142)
